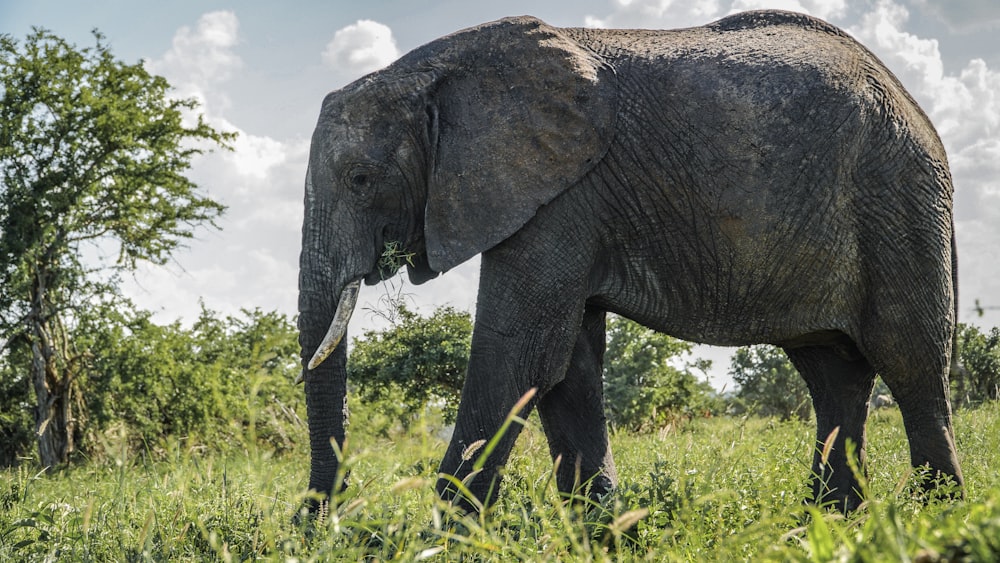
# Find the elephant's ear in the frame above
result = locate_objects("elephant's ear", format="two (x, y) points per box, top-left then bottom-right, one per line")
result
(422, 17), (617, 273)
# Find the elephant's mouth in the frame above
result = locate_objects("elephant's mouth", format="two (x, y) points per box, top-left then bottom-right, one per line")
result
(366, 258), (399, 285)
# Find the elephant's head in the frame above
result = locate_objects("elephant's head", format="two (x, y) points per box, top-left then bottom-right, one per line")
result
(297, 16), (617, 504)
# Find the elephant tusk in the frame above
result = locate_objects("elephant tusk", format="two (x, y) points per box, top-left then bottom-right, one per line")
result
(308, 279), (361, 370)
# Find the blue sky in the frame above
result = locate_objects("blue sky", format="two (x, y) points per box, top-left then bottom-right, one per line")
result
(3, 0), (999, 387)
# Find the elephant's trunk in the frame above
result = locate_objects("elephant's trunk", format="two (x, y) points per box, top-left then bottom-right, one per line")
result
(298, 163), (356, 507)
(298, 277), (352, 506)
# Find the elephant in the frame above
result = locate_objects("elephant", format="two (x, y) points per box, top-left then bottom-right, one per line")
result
(298, 10), (963, 514)
(873, 393), (896, 409)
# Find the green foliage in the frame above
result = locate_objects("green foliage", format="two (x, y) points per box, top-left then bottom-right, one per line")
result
(954, 323), (1000, 407)
(0, 344), (33, 466)
(378, 240), (416, 276)
(730, 345), (812, 421)
(76, 302), (305, 459)
(348, 309), (722, 434)
(2, 399), (999, 560)
(348, 305), (472, 428)
(0, 28), (233, 465)
(602, 315), (717, 431)
(0, 301), (306, 464)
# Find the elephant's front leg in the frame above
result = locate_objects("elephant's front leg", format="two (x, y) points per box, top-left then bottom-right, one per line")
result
(537, 305), (618, 502)
(435, 257), (588, 512)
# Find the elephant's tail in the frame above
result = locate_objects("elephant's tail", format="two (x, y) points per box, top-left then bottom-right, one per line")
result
(949, 227), (966, 381)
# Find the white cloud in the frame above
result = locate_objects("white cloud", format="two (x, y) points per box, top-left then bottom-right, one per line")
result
(224, 121), (293, 182)
(912, 0), (1000, 32)
(124, 12), (310, 325)
(322, 20), (400, 77)
(148, 12), (293, 185)
(147, 11), (242, 111)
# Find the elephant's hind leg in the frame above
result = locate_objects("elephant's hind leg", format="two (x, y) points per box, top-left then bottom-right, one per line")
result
(537, 305), (618, 502)
(872, 342), (964, 500)
(784, 343), (877, 512)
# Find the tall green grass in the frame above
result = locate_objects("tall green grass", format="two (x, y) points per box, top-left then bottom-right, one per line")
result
(2, 402), (999, 561)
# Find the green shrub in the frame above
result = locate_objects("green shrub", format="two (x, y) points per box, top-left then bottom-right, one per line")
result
(955, 323), (1000, 406)
(74, 303), (304, 460)
(603, 315), (719, 431)
(348, 305), (472, 427)
(730, 345), (812, 421)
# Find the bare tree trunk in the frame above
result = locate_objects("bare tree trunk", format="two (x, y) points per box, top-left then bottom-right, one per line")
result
(31, 317), (76, 467)
(29, 268), (78, 468)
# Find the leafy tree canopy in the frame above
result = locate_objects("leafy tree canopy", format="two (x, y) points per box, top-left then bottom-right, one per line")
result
(954, 323), (1000, 407)
(0, 28), (234, 465)
(0, 29), (232, 297)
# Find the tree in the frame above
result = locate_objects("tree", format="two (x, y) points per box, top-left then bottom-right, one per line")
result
(602, 315), (716, 431)
(730, 345), (812, 421)
(348, 305), (472, 426)
(0, 29), (233, 466)
(954, 323), (1000, 407)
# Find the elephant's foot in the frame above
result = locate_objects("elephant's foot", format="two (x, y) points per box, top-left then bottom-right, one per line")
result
(809, 470), (865, 513)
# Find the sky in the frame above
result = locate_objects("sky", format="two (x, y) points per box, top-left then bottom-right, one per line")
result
(3, 0), (999, 389)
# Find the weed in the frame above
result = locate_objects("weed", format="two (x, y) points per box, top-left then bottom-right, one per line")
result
(379, 240), (415, 272)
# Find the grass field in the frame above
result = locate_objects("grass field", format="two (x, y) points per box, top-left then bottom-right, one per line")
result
(2, 402), (999, 561)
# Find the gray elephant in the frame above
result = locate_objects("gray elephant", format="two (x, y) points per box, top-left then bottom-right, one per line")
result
(298, 10), (963, 513)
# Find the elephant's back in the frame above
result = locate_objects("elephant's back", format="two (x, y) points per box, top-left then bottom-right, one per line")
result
(705, 10), (850, 39)
(570, 10), (941, 153)
(571, 11), (887, 101)
(570, 10), (867, 79)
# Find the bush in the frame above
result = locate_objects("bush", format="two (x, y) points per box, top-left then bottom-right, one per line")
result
(348, 308), (720, 434)
(80, 304), (305, 458)
(730, 345), (811, 421)
(603, 315), (718, 431)
(348, 305), (472, 428)
(955, 323), (1000, 407)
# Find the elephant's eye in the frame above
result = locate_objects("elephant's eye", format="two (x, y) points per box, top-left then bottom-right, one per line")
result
(342, 164), (381, 195)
